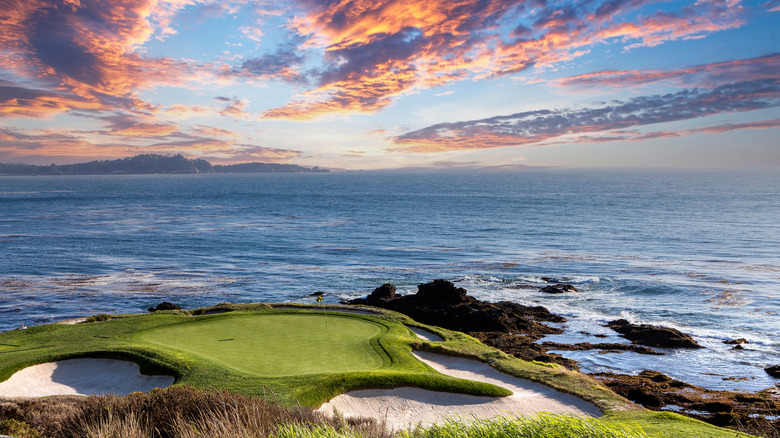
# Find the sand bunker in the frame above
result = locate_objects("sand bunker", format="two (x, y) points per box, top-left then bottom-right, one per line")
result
(319, 351), (601, 430)
(0, 358), (174, 398)
(409, 327), (444, 342)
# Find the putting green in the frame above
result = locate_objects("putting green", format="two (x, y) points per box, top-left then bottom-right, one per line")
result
(139, 314), (384, 377)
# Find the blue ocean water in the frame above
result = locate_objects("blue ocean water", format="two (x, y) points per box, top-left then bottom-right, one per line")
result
(1, 169), (778, 391)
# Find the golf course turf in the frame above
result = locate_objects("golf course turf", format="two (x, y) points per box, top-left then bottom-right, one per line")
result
(140, 313), (386, 376)
(0, 304), (755, 437)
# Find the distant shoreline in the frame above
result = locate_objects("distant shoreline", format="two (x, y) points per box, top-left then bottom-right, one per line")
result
(0, 153), (329, 176)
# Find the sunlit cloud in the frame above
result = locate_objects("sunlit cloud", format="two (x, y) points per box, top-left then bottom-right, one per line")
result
(264, 0), (747, 119)
(392, 79), (780, 152)
(193, 125), (241, 138)
(0, 0), (226, 118)
(237, 40), (306, 82)
(202, 145), (304, 164)
(101, 114), (180, 138)
(216, 96), (252, 119)
(0, 83), (101, 118)
(559, 53), (780, 88)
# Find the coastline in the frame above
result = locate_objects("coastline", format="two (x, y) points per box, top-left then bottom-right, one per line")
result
(346, 280), (779, 432)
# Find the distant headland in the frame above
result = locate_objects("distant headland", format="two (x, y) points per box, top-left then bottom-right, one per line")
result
(0, 154), (329, 176)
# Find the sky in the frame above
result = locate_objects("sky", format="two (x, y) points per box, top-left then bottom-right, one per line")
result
(0, 0), (779, 169)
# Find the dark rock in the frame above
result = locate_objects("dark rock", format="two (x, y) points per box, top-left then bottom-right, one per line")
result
(310, 291), (326, 296)
(594, 370), (779, 433)
(148, 302), (182, 312)
(540, 284), (579, 294)
(730, 344), (744, 351)
(709, 412), (739, 427)
(369, 283), (396, 301)
(692, 401), (734, 413)
(542, 341), (663, 355)
(639, 370), (672, 383)
(626, 389), (664, 408)
(606, 319), (702, 348)
(346, 280), (575, 368)
(765, 365), (780, 378)
(540, 277), (559, 283)
(724, 338), (749, 345)
(416, 279), (467, 304)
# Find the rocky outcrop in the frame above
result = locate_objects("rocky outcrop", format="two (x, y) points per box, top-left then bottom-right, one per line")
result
(540, 284), (579, 294)
(595, 370), (779, 430)
(352, 280), (564, 334)
(541, 341), (662, 355)
(724, 338), (749, 345)
(765, 365), (780, 378)
(347, 279), (572, 366)
(606, 319), (702, 348)
(369, 283), (396, 302)
(147, 302), (182, 312)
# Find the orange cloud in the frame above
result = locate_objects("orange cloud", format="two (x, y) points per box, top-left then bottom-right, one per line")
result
(0, 0), (221, 118)
(391, 79), (780, 153)
(0, 85), (101, 118)
(265, 0), (747, 119)
(558, 53), (780, 88)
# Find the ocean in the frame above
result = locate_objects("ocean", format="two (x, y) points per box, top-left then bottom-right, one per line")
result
(1, 169), (778, 392)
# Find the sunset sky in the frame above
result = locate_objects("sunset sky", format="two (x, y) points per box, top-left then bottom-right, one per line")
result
(1, 0), (778, 169)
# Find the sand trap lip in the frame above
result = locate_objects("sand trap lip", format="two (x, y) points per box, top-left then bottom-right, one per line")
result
(319, 351), (601, 430)
(409, 327), (444, 342)
(0, 358), (175, 398)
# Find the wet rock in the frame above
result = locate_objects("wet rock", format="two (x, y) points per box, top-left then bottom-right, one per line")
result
(540, 284), (579, 294)
(606, 319), (702, 348)
(692, 401), (733, 413)
(310, 291), (326, 296)
(148, 302), (182, 312)
(626, 389), (663, 408)
(416, 279), (467, 304)
(639, 370), (672, 383)
(765, 365), (780, 378)
(542, 341), (663, 355)
(347, 280), (575, 368)
(594, 370), (780, 433)
(369, 283), (396, 301)
(724, 338), (750, 345)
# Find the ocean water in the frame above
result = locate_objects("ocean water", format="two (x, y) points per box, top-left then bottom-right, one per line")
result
(1, 169), (778, 392)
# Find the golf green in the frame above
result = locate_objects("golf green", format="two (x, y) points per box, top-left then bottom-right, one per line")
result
(139, 313), (385, 377)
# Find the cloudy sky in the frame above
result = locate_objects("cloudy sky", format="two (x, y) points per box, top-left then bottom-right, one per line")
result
(1, 0), (778, 169)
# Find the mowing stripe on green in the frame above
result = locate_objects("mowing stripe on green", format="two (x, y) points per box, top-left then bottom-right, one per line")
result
(139, 314), (384, 377)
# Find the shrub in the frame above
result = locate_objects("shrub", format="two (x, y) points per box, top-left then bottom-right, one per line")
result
(0, 418), (41, 438)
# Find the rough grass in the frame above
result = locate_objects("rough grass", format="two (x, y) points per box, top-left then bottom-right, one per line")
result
(272, 415), (652, 438)
(0, 386), (391, 438)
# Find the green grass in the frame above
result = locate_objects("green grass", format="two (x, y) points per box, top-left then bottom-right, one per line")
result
(140, 314), (385, 376)
(0, 304), (756, 437)
(0, 306), (509, 406)
(398, 414), (648, 438)
(273, 414), (649, 438)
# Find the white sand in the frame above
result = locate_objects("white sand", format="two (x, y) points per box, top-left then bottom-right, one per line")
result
(0, 358), (174, 398)
(319, 351), (601, 430)
(409, 327), (444, 342)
